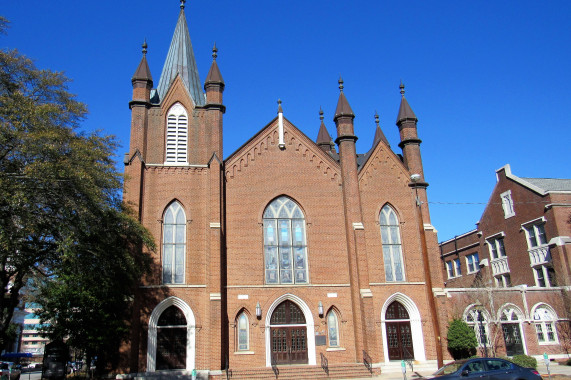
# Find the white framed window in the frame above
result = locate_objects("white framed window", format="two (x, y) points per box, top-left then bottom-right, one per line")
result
(500, 190), (515, 218)
(263, 196), (308, 284)
(446, 261), (454, 279)
(165, 102), (188, 163)
(454, 258), (462, 277)
(380, 205), (405, 282)
(488, 237), (506, 260)
(327, 310), (340, 347)
(465, 308), (489, 348)
(524, 223), (547, 249)
(533, 306), (558, 344)
(533, 265), (556, 288)
(236, 312), (249, 351)
(162, 201), (186, 284)
(446, 259), (461, 278)
(466, 253), (480, 274)
(494, 273), (511, 287)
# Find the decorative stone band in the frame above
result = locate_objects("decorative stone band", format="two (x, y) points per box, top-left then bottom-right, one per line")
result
(210, 293), (221, 301)
(360, 289), (373, 298)
(210, 222), (221, 228)
(352, 222), (364, 230)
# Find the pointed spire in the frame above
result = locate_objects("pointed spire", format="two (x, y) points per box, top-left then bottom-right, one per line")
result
(205, 43), (224, 85)
(277, 99), (283, 114)
(132, 40), (153, 84)
(372, 111), (390, 148)
(334, 76), (354, 121)
(156, 2), (205, 105)
(317, 107), (334, 152)
(396, 81), (417, 124)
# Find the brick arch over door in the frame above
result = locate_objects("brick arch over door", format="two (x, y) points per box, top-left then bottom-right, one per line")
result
(264, 294), (316, 366)
(147, 296), (196, 372)
(380, 293), (426, 363)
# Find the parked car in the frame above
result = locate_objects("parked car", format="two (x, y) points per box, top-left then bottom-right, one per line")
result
(0, 362), (21, 380)
(424, 358), (541, 380)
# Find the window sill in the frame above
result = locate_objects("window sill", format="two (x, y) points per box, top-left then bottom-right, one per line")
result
(326, 347), (346, 352)
(234, 351), (255, 355)
(537, 341), (558, 346)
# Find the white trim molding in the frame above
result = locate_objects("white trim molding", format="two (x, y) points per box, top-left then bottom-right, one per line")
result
(147, 296), (196, 372)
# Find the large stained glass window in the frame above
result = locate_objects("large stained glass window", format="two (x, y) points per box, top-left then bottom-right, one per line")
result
(263, 196), (308, 284)
(163, 201), (186, 284)
(380, 205), (405, 282)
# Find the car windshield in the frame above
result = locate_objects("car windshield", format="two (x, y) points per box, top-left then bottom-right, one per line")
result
(433, 361), (465, 375)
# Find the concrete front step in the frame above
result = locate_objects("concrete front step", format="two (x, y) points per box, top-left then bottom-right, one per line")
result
(379, 360), (438, 375)
(228, 363), (375, 380)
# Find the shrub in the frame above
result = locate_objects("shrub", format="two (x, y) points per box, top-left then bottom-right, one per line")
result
(507, 355), (537, 369)
(446, 319), (477, 359)
(565, 358), (571, 366)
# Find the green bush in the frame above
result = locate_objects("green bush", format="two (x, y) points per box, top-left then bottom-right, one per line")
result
(506, 355), (537, 369)
(565, 358), (571, 366)
(446, 319), (477, 359)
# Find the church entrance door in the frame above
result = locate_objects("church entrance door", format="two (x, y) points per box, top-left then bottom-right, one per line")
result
(270, 300), (308, 365)
(155, 306), (187, 370)
(385, 301), (414, 361)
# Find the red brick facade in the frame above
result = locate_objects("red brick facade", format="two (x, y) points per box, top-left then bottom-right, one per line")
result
(120, 6), (450, 378)
(440, 165), (571, 359)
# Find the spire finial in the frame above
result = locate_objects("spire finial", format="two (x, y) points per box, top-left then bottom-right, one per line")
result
(142, 39), (148, 56)
(277, 99), (283, 113)
(338, 76), (344, 92)
(180, 0), (186, 10)
(212, 43), (218, 60)
(319, 107), (324, 121)
(399, 80), (405, 97)
(375, 110), (380, 126)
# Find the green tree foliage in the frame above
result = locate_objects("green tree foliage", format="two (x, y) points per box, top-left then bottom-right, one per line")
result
(0, 16), (154, 362)
(446, 318), (478, 359)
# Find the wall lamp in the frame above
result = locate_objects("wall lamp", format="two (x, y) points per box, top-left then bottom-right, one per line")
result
(256, 302), (262, 319)
(318, 301), (324, 318)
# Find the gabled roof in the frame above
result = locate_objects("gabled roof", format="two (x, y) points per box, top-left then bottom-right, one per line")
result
(520, 178), (571, 192)
(156, 7), (205, 106)
(498, 164), (571, 195)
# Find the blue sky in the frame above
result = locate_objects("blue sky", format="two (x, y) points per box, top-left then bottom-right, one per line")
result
(2, 1), (570, 242)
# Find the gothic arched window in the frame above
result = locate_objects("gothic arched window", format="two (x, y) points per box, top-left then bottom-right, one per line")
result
(236, 312), (249, 351)
(466, 308), (489, 347)
(533, 306), (558, 344)
(380, 205), (405, 282)
(263, 196), (308, 284)
(165, 103), (188, 163)
(327, 309), (340, 347)
(163, 201), (186, 284)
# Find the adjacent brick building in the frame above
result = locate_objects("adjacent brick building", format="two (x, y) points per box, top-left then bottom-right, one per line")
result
(440, 165), (571, 359)
(121, 3), (449, 378)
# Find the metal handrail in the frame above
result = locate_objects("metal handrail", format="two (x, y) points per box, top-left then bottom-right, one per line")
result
(320, 353), (329, 376)
(363, 350), (372, 374)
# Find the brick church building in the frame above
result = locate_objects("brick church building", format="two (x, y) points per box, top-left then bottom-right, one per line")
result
(121, 2), (448, 378)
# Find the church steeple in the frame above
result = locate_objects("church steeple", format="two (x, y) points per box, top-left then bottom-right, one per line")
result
(372, 111), (390, 149)
(131, 40), (153, 102)
(316, 108), (335, 154)
(156, 1), (205, 105)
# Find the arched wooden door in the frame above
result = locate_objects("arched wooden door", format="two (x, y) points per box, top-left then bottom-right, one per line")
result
(385, 301), (414, 361)
(156, 305), (187, 370)
(270, 300), (308, 365)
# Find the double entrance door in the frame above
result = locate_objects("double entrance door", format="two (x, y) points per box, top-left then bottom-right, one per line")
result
(270, 300), (308, 365)
(386, 301), (414, 361)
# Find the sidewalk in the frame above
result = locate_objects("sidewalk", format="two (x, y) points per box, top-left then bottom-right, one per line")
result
(345, 361), (571, 379)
